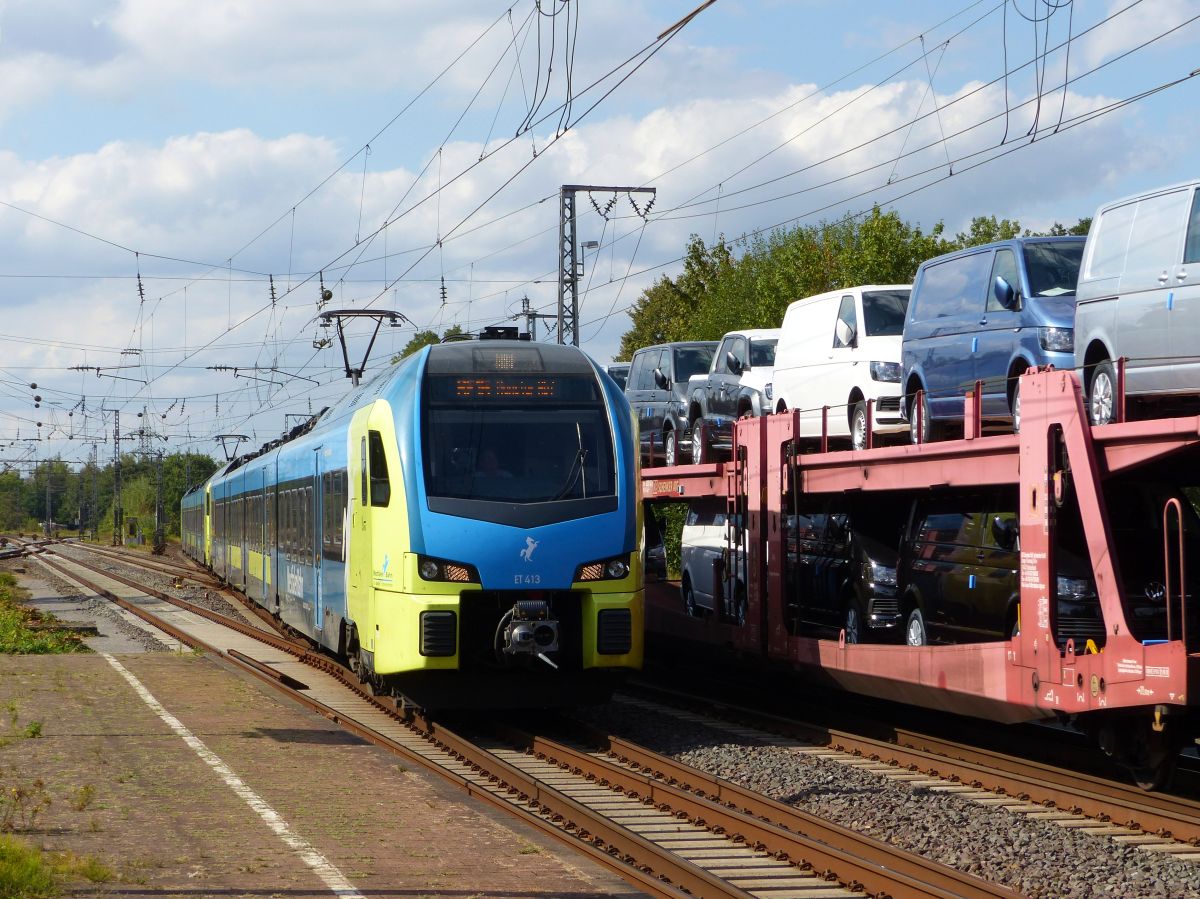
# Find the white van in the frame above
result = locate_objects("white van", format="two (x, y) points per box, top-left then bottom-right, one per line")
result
(771, 285), (912, 449)
(680, 500), (747, 624)
(1075, 179), (1200, 425)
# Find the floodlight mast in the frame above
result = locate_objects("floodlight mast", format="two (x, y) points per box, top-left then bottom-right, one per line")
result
(318, 309), (408, 386)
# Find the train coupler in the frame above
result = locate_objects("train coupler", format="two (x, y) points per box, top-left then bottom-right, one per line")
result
(498, 599), (560, 668)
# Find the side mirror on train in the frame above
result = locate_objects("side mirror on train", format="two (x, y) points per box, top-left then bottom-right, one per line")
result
(653, 367), (670, 390)
(993, 276), (1019, 311)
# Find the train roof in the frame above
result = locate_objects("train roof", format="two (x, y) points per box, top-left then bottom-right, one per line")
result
(424, 339), (595, 374)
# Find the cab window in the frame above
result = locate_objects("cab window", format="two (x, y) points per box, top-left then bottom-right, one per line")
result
(368, 430), (391, 507)
(987, 249), (1020, 312)
(833, 295), (857, 348)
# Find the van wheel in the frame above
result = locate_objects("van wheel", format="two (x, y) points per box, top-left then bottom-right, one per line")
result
(691, 420), (707, 464)
(850, 401), (868, 450)
(843, 599), (864, 644)
(682, 575), (698, 617)
(909, 391), (932, 445)
(664, 430), (678, 467)
(728, 583), (747, 626)
(1011, 379), (1021, 433)
(905, 607), (927, 646)
(1089, 360), (1117, 426)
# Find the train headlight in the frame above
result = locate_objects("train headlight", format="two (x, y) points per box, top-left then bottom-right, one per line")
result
(576, 555), (632, 582)
(417, 555), (479, 583)
(605, 559), (630, 579)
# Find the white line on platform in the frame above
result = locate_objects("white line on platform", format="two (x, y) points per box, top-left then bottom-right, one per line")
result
(102, 653), (364, 898)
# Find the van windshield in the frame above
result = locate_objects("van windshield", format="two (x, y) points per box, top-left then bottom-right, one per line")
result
(749, 339), (777, 367)
(673, 346), (715, 381)
(862, 289), (911, 336)
(1024, 242), (1084, 297)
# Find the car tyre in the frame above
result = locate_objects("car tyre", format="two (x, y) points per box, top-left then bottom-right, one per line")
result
(843, 598), (864, 644)
(850, 401), (869, 451)
(682, 575), (698, 618)
(909, 389), (932, 445)
(691, 420), (707, 464)
(1011, 378), (1021, 434)
(1089, 359), (1117, 426)
(664, 430), (677, 468)
(905, 607), (927, 646)
(728, 583), (747, 626)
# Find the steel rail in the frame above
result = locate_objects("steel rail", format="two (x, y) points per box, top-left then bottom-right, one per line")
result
(45, 543), (283, 635)
(30, 546), (756, 897)
(61, 540), (222, 587)
(627, 682), (1200, 844)
(499, 724), (1016, 899)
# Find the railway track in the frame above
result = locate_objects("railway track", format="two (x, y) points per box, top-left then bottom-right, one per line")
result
(26, 541), (1018, 898)
(57, 539), (221, 587)
(623, 682), (1200, 858)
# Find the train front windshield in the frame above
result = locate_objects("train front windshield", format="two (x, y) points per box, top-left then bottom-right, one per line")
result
(422, 372), (616, 505)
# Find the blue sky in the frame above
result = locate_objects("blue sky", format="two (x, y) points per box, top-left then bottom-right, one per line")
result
(0, 0), (1197, 466)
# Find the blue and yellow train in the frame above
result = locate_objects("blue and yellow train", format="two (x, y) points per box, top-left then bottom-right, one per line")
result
(181, 336), (643, 707)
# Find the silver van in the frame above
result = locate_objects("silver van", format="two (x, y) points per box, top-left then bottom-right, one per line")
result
(1075, 180), (1200, 424)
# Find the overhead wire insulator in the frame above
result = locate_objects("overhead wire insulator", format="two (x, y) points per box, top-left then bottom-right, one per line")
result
(440, 276), (448, 305)
(269, 274), (277, 305)
(318, 272), (332, 308)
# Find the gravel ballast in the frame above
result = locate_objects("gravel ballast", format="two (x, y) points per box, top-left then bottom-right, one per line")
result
(582, 699), (1200, 898)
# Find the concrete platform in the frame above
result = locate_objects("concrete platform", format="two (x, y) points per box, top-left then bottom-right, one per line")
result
(7, 562), (179, 653)
(1, 653), (645, 897)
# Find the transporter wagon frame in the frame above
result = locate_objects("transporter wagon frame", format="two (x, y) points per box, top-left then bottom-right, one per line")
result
(643, 365), (1200, 789)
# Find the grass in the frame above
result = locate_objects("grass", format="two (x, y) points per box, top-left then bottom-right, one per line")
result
(0, 835), (59, 898)
(0, 573), (89, 655)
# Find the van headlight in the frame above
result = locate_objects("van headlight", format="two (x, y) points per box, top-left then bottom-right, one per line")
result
(865, 560), (897, 586)
(1056, 576), (1094, 599)
(869, 361), (902, 382)
(1039, 327), (1074, 352)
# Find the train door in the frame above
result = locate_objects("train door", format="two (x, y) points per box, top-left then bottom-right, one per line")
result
(203, 485), (212, 567)
(349, 431), (367, 593)
(270, 458), (280, 612)
(312, 447), (323, 636)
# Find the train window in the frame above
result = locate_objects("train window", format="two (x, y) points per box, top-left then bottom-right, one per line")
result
(360, 437), (368, 505)
(368, 431), (391, 507)
(305, 486), (313, 559)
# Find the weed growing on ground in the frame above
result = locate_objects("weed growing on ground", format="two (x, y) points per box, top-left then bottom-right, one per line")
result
(70, 785), (95, 812)
(0, 834), (57, 898)
(21, 722), (41, 740)
(0, 774), (51, 833)
(0, 573), (89, 654)
(51, 851), (114, 884)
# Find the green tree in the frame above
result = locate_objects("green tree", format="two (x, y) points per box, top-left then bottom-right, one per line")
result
(955, 215), (1024, 247)
(394, 324), (466, 362)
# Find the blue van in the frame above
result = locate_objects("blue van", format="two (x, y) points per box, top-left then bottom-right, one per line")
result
(901, 236), (1084, 442)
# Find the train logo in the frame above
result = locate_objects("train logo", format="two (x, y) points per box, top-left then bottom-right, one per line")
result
(286, 565), (304, 599)
(519, 537), (539, 562)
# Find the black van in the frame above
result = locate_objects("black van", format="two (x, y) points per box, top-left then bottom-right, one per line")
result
(626, 341), (717, 467)
(899, 490), (1105, 647)
(785, 494), (907, 643)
